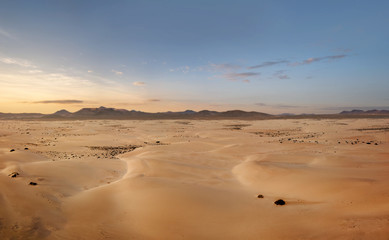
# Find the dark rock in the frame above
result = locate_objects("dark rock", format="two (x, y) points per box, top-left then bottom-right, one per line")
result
(29, 182), (38, 186)
(257, 194), (264, 198)
(274, 199), (286, 205)
(10, 149), (15, 152)
(24, 147), (29, 150)
(156, 141), (160, 144)
(366, 142), (371, 145)
(9, 172), (19, 178)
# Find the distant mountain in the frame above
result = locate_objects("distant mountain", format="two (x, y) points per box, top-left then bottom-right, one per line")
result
(197, 110), (219, 116)
(53, 109), (72, 116)
(1, 107), (389, 120)
(73, 106), (131, 117)
(177, 110), (196, 115)
(340, 109), (389, 115)
(43, 107), (271, 119)
(0, 112), (44, 119)
(219, 110), (270, 118)
(365, 109), (389, 114)
(279, 113), (296, 116)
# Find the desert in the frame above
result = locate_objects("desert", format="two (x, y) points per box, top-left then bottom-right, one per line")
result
(1, 2), (389, 239)
(1, 118), (388, 239)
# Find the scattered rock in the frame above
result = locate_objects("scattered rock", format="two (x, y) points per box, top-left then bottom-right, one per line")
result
(366, 142), (371, 145)
(257, 194), (264, 198)
(8, 172), (19, 178)
(274, 199), (286, 205)
(29, 182), (38, 186)
(10, 149), (15, 152)
(87, 145), (140, 158)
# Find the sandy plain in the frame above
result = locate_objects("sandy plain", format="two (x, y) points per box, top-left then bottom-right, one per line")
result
(0, 118), (388, 239)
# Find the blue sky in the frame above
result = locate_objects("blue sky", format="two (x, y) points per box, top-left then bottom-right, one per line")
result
(0, 0), (388, 113)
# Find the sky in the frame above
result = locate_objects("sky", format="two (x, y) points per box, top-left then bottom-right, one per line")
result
(0, 0), (388, 114)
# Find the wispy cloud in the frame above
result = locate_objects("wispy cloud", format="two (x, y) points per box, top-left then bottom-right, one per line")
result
(334, 48), (352, 53)
(169, 65), (191, 74)
(0, 27), (14, 39)
(291, 54), (347, 66)
(24, 70), (43, 74)
(33, 99), (84, 104)
(148, 99), (160, 102)
(209, 63), (241, 72)
(0, 54), (146, 107)
(112, 69), (123, 75)
(133, 81), (146, 86)
(273, 70), (290, 80)
(248, 60), (289, 69)
(277, 75), (289, 79)
(170, 63), (242, 74)
(222, 72), (260, 81)
(255, 102), (302, 109)
(0, 57), (37, 68)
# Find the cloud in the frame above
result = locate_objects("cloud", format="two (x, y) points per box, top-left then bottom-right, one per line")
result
(248, 60), (289, 69)
(0, 57), (37, 68)
(291, 55), (347, 66)
(87, 70), (93, 73)
(255, 102), (302, 109)
(209, 63), (242, 72)
(222, 72), (260, 81)
(33, 100), (84, 104)
(148, 99), (160, 102)
(112, 70), (123, 75)
(0, 27), (14, 39)
(242, 79), (250, 83)
(133, 81), (146, 86)
(334, 48), (352, 53)
(25, 70), (43, 74)
(169, 66), (191, 74)
(273, 70), (290, 80)
(277, 75), (290, 79)
(0, 54), (146, 107)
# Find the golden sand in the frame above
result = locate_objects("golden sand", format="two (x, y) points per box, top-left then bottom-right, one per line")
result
(0, 119), (388, 239)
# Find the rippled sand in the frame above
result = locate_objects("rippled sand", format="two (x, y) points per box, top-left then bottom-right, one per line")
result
(0, 119), (388, 239)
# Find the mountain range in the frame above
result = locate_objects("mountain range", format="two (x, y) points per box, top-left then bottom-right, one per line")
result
(0, 106), (388, 120)
(339, 109), (389, 115)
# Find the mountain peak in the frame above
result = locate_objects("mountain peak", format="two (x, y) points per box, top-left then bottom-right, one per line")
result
(53, 109), (71, 116)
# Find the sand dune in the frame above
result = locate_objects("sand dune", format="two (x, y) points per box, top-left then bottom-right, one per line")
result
(0, 119), (388, 239)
